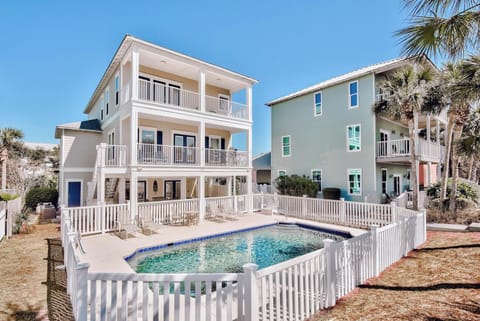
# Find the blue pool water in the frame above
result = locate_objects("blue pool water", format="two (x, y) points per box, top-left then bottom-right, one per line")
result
(127, 224), (349, 274)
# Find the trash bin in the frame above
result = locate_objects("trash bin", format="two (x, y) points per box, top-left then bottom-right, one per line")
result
(39, 202), (56, 219)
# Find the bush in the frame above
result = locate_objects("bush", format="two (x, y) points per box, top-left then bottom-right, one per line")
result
(0, 193), (19, 201)
(322, 188), (341, 200)
(274, 174), (318, 197)
(25, 187), (58, 209)
(426, 179), (478, 204)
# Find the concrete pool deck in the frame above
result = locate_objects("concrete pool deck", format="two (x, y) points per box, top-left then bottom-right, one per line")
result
(79, 212), (367, 273)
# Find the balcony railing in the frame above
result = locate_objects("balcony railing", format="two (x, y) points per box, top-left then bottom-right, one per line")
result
(205, 148), (248, 167)
(137, 143), (200, 166)
(98, 144), (127, 167)
(136, 79), (249, 120)
(376, 139), (410, 158)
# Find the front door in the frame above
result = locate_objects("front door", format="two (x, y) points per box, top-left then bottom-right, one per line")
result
(67, 181), (81, 207)
(164, 180), (181, 200)
(380, 131), (389, 156)
(174, 134), (196, 164)
(393, 175), (401, 196)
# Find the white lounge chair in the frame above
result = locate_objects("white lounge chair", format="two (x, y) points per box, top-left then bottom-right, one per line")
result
(115, 217), (140, 239)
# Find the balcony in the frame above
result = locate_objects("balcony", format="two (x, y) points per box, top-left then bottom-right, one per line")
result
(136, 79), (248, 121)
(376, 139), (444, 162)
(97, 144), (127, 168)
(205, 148), (248, 167)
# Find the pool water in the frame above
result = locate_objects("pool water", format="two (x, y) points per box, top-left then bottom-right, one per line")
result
(127, 224), (348, 274)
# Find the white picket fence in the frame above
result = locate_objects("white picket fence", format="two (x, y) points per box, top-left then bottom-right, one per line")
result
(62, 194), (426, 321)
(0, 202), (6, 240)
(0, 197), (23, 240)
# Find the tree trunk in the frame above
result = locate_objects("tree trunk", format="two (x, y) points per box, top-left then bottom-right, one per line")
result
(440, 117), (454, 201)
(467, 155), (474, 181)
(449, 125), (464, 215)
(408, 119), (419, 210)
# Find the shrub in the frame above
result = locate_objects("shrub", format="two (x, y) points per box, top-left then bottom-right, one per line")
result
(426, 179), (478, 204)
(0, 193), (19, 201)
(274, 174), (318, 197)
(322, 188), (341, 200)
(25, 187), (58, 209)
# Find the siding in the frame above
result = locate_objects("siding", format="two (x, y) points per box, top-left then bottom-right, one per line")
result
(62, 130), (101, 168)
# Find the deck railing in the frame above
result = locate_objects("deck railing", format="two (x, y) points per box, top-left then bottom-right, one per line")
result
(97, 144), (127, 167)
(137, 143), (201, 166)
(62, 194), (426, 321)
(205, 95), (248, 120)
(205, 148), (248, 167)
(376, 139), (410, 158)
(138, 198), (199, 224)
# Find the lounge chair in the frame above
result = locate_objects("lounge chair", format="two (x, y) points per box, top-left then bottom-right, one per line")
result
(115, 217), (140, 239)
(141, 218), (164, 235)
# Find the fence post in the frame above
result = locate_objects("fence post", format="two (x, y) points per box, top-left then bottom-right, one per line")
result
(422, 209), (427, 243)
(323, 239), (336, 308)
(390, 201), (397, 223)
(243, 263), (259, 321)
(340, 198), (346, 224)
(234, 195), (238, 214)
(75, 262), (90, 321)
(99, 201), (106, 234)
(260, 192), (264, 209)
(302, 194), (307, 218)
(370, 225), (380, 277)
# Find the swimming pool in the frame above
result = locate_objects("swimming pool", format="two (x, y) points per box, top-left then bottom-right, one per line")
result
(126, 223), (349, 274)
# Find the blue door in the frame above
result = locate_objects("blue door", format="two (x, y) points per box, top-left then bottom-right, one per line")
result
(68, 181), (81, 207)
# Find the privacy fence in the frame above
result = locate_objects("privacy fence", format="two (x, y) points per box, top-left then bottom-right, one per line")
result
(62, 194), (426, 321)
(0, 196), (23, 241)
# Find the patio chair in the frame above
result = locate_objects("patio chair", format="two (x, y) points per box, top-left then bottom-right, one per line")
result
(206, 203), (220, 221)
(115, 216), (141, 239)
(221, 202), (237, 221)
(141, 218), (164, 235)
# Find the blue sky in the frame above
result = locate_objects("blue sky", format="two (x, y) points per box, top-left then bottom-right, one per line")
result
(0, 1), (413, 155)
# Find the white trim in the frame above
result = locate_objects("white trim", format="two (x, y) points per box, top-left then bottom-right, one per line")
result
(208, 135), (222, 149)
(218, 94), (230, 112)
(348, 80), (359, 109)
(139, 72), (183, 88)
(378, 116), (409, 129)
(172, 130), (198, 147)
(379, 128), (390, 140)
(313, 91), (322, 117)
(278, 170), (287, 177)
(139, 126), (157, 144)
(381, 168), (388, 194)
(393, 174), (402, 195)
(311, 169), (322, 191)
(281, 135), (291, 157)
(62, 167), (94, 173)
(347, 168), (362, 196)
(346, 124), (361, 152)
(66, 179), (83, 207)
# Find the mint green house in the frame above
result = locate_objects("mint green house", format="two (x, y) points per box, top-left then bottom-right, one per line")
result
(267, 57), (447, 203)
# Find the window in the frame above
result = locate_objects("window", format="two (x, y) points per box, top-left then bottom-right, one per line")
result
(100, 108), (104, 121)
(314, 92), (322, 116)
(218, 94), (230, 112)
(347, 124), (361, 151)
(381, 169), (387, 194)
(278, 170), (286, 177)
(312, 169), (322, 191)
(349, 81), (358, 108)
(348, 169), (362, 195)
(282, 135), (291, 157)
(105, 89), (110, 115)
(115, 75), (119, 106)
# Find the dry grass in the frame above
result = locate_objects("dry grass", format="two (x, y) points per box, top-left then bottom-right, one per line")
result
(311, 231), (480, 321)
(427, 207), (480, 225)
(0, 223), (60, 321)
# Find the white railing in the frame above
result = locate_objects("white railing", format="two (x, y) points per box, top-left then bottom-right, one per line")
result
(205, 95), (249, 120)
(138, 198), (199, 224)
(0, 202), (6, 240)
(205, 196), (234, 214)
(205, 149), (249, 167)
(97, 144), (127, 167)
(137, 143), (200, 166)
(62, 195), (426, 321)
(376, 139), (410, 158)
(138, 78), (199, 110)
(418, 139), (441, 160)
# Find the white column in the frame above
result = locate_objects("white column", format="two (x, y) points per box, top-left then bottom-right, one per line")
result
(436, 119), (441, 180)
(130, 109), (138, 166)
(247, 128), (253, 168)
(247, 172), (253, 212)
(199, 175), (205, 221)
(200, 120), (205, 167)
(199, 70), (206, 113)
(246, 86), (253, 121)
(130, 171), (138, 219)
(227, 177), (232, 197)
(427, 161), (432, 186)
(426, 114), (431, 157)
(131, 48), (139, 100)
(118, 178), (126, 204)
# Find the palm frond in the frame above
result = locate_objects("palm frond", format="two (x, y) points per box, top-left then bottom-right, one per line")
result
(404, 0), (479, 16)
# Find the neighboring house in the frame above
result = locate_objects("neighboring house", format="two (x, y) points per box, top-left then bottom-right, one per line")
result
(252, 152), (271, 185)
(267, 56), (447, 203)
(20, 142), (58, 178)
(55, 35), (257, 219)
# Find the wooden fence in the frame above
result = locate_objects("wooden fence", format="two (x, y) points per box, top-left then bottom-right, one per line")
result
(61, 194), (426, 321)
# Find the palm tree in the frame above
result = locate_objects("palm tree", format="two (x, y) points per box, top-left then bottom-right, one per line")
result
(0, 127), (24, 190)
(457, 108), (480, 181)
(397, 0), (480, 59)
(374, 64), (436, 210)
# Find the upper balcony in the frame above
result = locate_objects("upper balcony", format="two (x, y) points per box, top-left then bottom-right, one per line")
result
(376, 138), (445, 163)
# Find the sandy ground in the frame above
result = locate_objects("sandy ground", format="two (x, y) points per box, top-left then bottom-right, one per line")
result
(0, 223), (60, 321)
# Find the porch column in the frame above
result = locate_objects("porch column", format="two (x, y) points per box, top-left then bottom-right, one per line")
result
(246, 86), (252, 122)
(98, 176), (105, 204)
(247, 172), (253, 212)
(247, 128), (253, 168)
(130, 109), (138, 166)
(200, 120), (205, 167)
(426, 114), (431, 157)
(131, 48), (139, 100)
(130, 171), (138, 219)
(227, 177), (232, 197)
(199, 175), (205, 221)
(199, 70), (206, 113)
(118, 178), (126, 204)
(233, 175), (237, 213)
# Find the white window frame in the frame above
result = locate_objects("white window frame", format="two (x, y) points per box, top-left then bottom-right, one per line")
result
(348, 80), (359, 109)
(105, 88), (110, 116)
(281, 135), (291, 157)
(115, 74), (120, 107)
(278, 170), (287, 177)
(218, 94), (230, 112)
(347, 168), (362, 196)
(311, 169), (322, 191)
(139, 126), (157, 145)
(313, 91), (322, 116)
(139, 72), (183, 105)
(393, 174), (402, 196)
(346, 124), (361, 152)
(108, 129), (115, 145)
(381, 168), (387, 194)
(208, 135), (222, 150)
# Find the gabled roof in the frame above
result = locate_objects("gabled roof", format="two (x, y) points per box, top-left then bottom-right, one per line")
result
(266, 55), (437, 106)
(84, 35), (258, 114)
(55, 119), (102, 138)
(253, 152), (271, 170)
